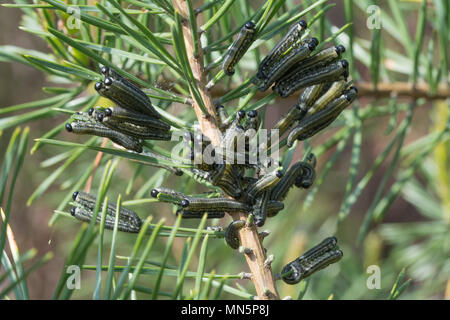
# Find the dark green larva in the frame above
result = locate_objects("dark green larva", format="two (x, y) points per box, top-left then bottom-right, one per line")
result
(252, 190), (270, 227)
(222, 21), (256, 76)
(270, 161), (316, 201)
(65, 120), (143, 153)
(100, 117), (171, 141)
(307, 80), (347, 115)
(175, 210), (225, 219)
(181, 196), (251, 212)
(281, 236), (343, 284)
(98, 105), (170, 130)
(287, 45), (345, 77)
(224, 220), (245, 249)
(245, 169), (283, 204)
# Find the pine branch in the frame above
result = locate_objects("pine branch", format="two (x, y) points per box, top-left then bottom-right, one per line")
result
(172, 0), (280, 300)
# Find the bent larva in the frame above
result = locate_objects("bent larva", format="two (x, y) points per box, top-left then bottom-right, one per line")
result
(72, 191), (142, 226)
(97, 105), (170, 130)
(257, 19), (308, 80)
(176, 210), (225, 219)
(245, 169), (283, 204)
(270, 161), (315, 201)
(180, 197), (251, 212)
(274, 59), (349, 98)
(294, 161), (316, 189)
(222, 21), (256, 76)
(252, 190), (270, 227)
(307, 80), (347, 115)
(286, 86), (357, 146)
(281, 237), (343, 284)
(258, 38), (318, 92)
(224, 220), (245, 249)
(288, 45), (346, 76)
(65, 120), (143, 153)
(100, 117), (171, 141)
(70, 206), (141, 233)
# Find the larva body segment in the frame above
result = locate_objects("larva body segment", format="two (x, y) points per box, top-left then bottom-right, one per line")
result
(274, 60), (349, 98)
(66, 120), (143, 153)
(98, 105), (170, 130)
(245, 169), (283, 204)
(270, 161), (316, 201)
(176, 210), (225, 219)
(281, 236), (343, 284)
(307, 80), (347, 115)
(101, 117), (171, 141)
(257, 20), (308, 80)
(252, 190), (270, 227)
(222, 21), (256, 76)
(289, 45), (345, 75)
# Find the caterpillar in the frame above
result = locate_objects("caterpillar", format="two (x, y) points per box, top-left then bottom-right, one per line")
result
(222, 21), (256, 76)
(258, 37), (318, 92)
(286, 45), (346, 78)
(274, 59), (349, 98)
(224, 220), (245, 249)
(100, 116), (171, 141)
(65, 120), (143, 153)
(281, 237), (343, 284)
(70, 206), (141, 233)
(96, 105), (170, 130)
(286, 86), (357, 146)
(180, 197), (251, 212)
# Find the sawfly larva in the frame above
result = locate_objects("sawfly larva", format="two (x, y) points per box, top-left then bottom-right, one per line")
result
(252, 190), (270, 227)
(245, 169), (283, 204)
(100, 117), (171, 141)
(222, 21), (256, 76)
(224, 220), (245, 249)
(180, 197), (251, 212)
(65, 121), (143, 153)
(96, 105), (170, 130)
(270, 161), (315, 201)
(70, 206), (141, 233)
(281, 237), (343, 284)
(288, 45), (346, 75)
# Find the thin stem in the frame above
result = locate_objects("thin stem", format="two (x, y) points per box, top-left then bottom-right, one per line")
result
(172, 0), (279, 300)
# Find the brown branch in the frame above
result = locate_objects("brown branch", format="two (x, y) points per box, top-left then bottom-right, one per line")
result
(209, 81), (450, 101)
(172, 0), (279, 300)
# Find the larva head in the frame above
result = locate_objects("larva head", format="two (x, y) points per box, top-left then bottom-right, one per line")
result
(96, 112), (104, 122)
(345, 87), (358, 102)
(238, 110), (246, 119)
(175, 170), (184, 176)
(72, 191), (79, 201)
(150, 189), (159, 198)
(248, 110), (258, 118)
(181, 199), (190, 208)
(311, 37), (319, 46)
(65, 123), (73, 132)
(104, 77), (113, 87)
(308, 41), (316, 51)
(281, 263), (302, 284)
(88, 108), (94, 116)
(341, 59), (349, 69)
(70, 206), (76, 217)
(276, 170), (283, 178)
(94, 82), (103, 92)
(336, 45), (346, 54)
(299, 20), (308, 29)
(101, 66), (109, 76)
(245, 21), (256, 29)
(255, 217), (265, 227)
(104, 108), (113, 117)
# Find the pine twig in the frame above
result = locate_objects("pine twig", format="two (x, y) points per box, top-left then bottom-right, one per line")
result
(172, 0), (280, 300)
